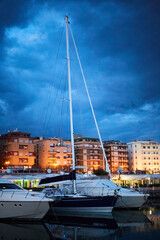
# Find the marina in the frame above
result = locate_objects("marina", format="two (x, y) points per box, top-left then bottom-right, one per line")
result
(0, 204), (160, 240)
(0, 1), (160, 239)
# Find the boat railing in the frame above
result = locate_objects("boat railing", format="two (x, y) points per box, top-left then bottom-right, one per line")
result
(0, 190), (42, 199)
(76, 186), (116, 196)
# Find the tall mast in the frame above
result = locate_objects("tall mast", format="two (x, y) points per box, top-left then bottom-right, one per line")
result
(69, 24), (112, 180)
(65, 16), (76, 194)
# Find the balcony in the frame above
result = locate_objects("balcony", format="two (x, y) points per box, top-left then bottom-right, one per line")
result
(48, 149), (56, 153)
(48, 156), (57, 159)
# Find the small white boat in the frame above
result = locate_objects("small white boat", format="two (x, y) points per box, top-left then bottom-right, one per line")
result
(0, 179), (53, 220)
(63, 178), (149, 208)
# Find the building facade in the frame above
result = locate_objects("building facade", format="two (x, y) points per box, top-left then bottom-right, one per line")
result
(34, 137), (72, 172)
(0, 130), (35, 169)
(75, 136), (105, 172)
(127, 140), (160, 173)
(103, 140), (129, 173)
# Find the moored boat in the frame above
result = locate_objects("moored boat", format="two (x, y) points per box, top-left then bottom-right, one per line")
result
(0, 179), (53, 220)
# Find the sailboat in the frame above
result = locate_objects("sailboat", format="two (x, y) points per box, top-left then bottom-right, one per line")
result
(40, 15), (149, 209)
(39, 16), (117, 216)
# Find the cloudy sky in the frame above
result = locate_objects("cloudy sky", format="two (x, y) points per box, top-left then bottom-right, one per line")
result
(0, 0), (160, 142)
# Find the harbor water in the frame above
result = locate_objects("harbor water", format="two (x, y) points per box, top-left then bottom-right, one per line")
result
(0, 202), (160, 240)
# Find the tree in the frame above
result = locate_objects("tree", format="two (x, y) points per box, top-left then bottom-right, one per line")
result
(93, 168), (109, 176)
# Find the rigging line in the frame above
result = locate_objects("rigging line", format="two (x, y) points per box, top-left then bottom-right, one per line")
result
(43, 62), (67, 137)
(58, 68), (68, 138)
(71, 54), (84, 136)
(69, 24), (112, 180)
(42, 27), (65, 137)
(40, 24), (65, 137)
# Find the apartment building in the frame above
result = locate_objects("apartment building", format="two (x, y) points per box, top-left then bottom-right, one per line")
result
(74, 136), (105, 172)
(127, 140), (160, 173)
(103, 140), (129, 173)
(0, 130), (35, 169)
(34, 137), (72, 172)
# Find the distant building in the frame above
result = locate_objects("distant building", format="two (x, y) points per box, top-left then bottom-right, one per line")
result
(127, 140), (160, 173)
(74, 136), (105, 172)
(34, 137), (72, 172)
(0, 130), (35, 169)
(103, 140), (129, 173)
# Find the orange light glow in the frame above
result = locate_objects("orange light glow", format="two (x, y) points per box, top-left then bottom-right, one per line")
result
(5, 161), (10, 165)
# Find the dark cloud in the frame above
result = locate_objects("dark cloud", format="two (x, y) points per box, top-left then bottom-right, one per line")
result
(0, 0), (160, 142)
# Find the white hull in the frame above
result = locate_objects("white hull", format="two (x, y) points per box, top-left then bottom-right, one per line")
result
(115, 195), (147, 208)
(0, 201), (50, 220)
(53, 206), (113, 217)
(68, 179), (149, 209)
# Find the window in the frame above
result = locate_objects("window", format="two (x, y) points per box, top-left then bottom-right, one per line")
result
(143, 146), (146, 149)
(50, 144), (55, 147)
(25, 153), (28, 156)
(29, 152), (33, 156)
(29, 140), (32, 143)
(19, 139), (23, 143)
(14, 152), (18, 156)
(19, 158), (28, 163)
(0, 184), (22, 190)
(147, 146), (150, 149)
(135, 145), (137, 147)
(25, 140), (28, 143)
(14, 139), (18, 143)
(135, 151), (137, 153)
(19, 145), (28, 149)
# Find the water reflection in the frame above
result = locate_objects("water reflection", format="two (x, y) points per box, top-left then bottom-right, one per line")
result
(0, 222), (51, 240)
(0, 208), (160, 240)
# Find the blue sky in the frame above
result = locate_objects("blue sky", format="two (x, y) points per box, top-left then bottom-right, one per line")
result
(0, 0), (160, 142)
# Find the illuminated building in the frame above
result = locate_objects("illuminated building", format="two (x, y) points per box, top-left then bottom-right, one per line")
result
(103, 140), (129, 173)
(0, 130), (35, 169)
(128, 140), (160, 173)
(34, 137), (72, 172)
(74, 136), (105, 172)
